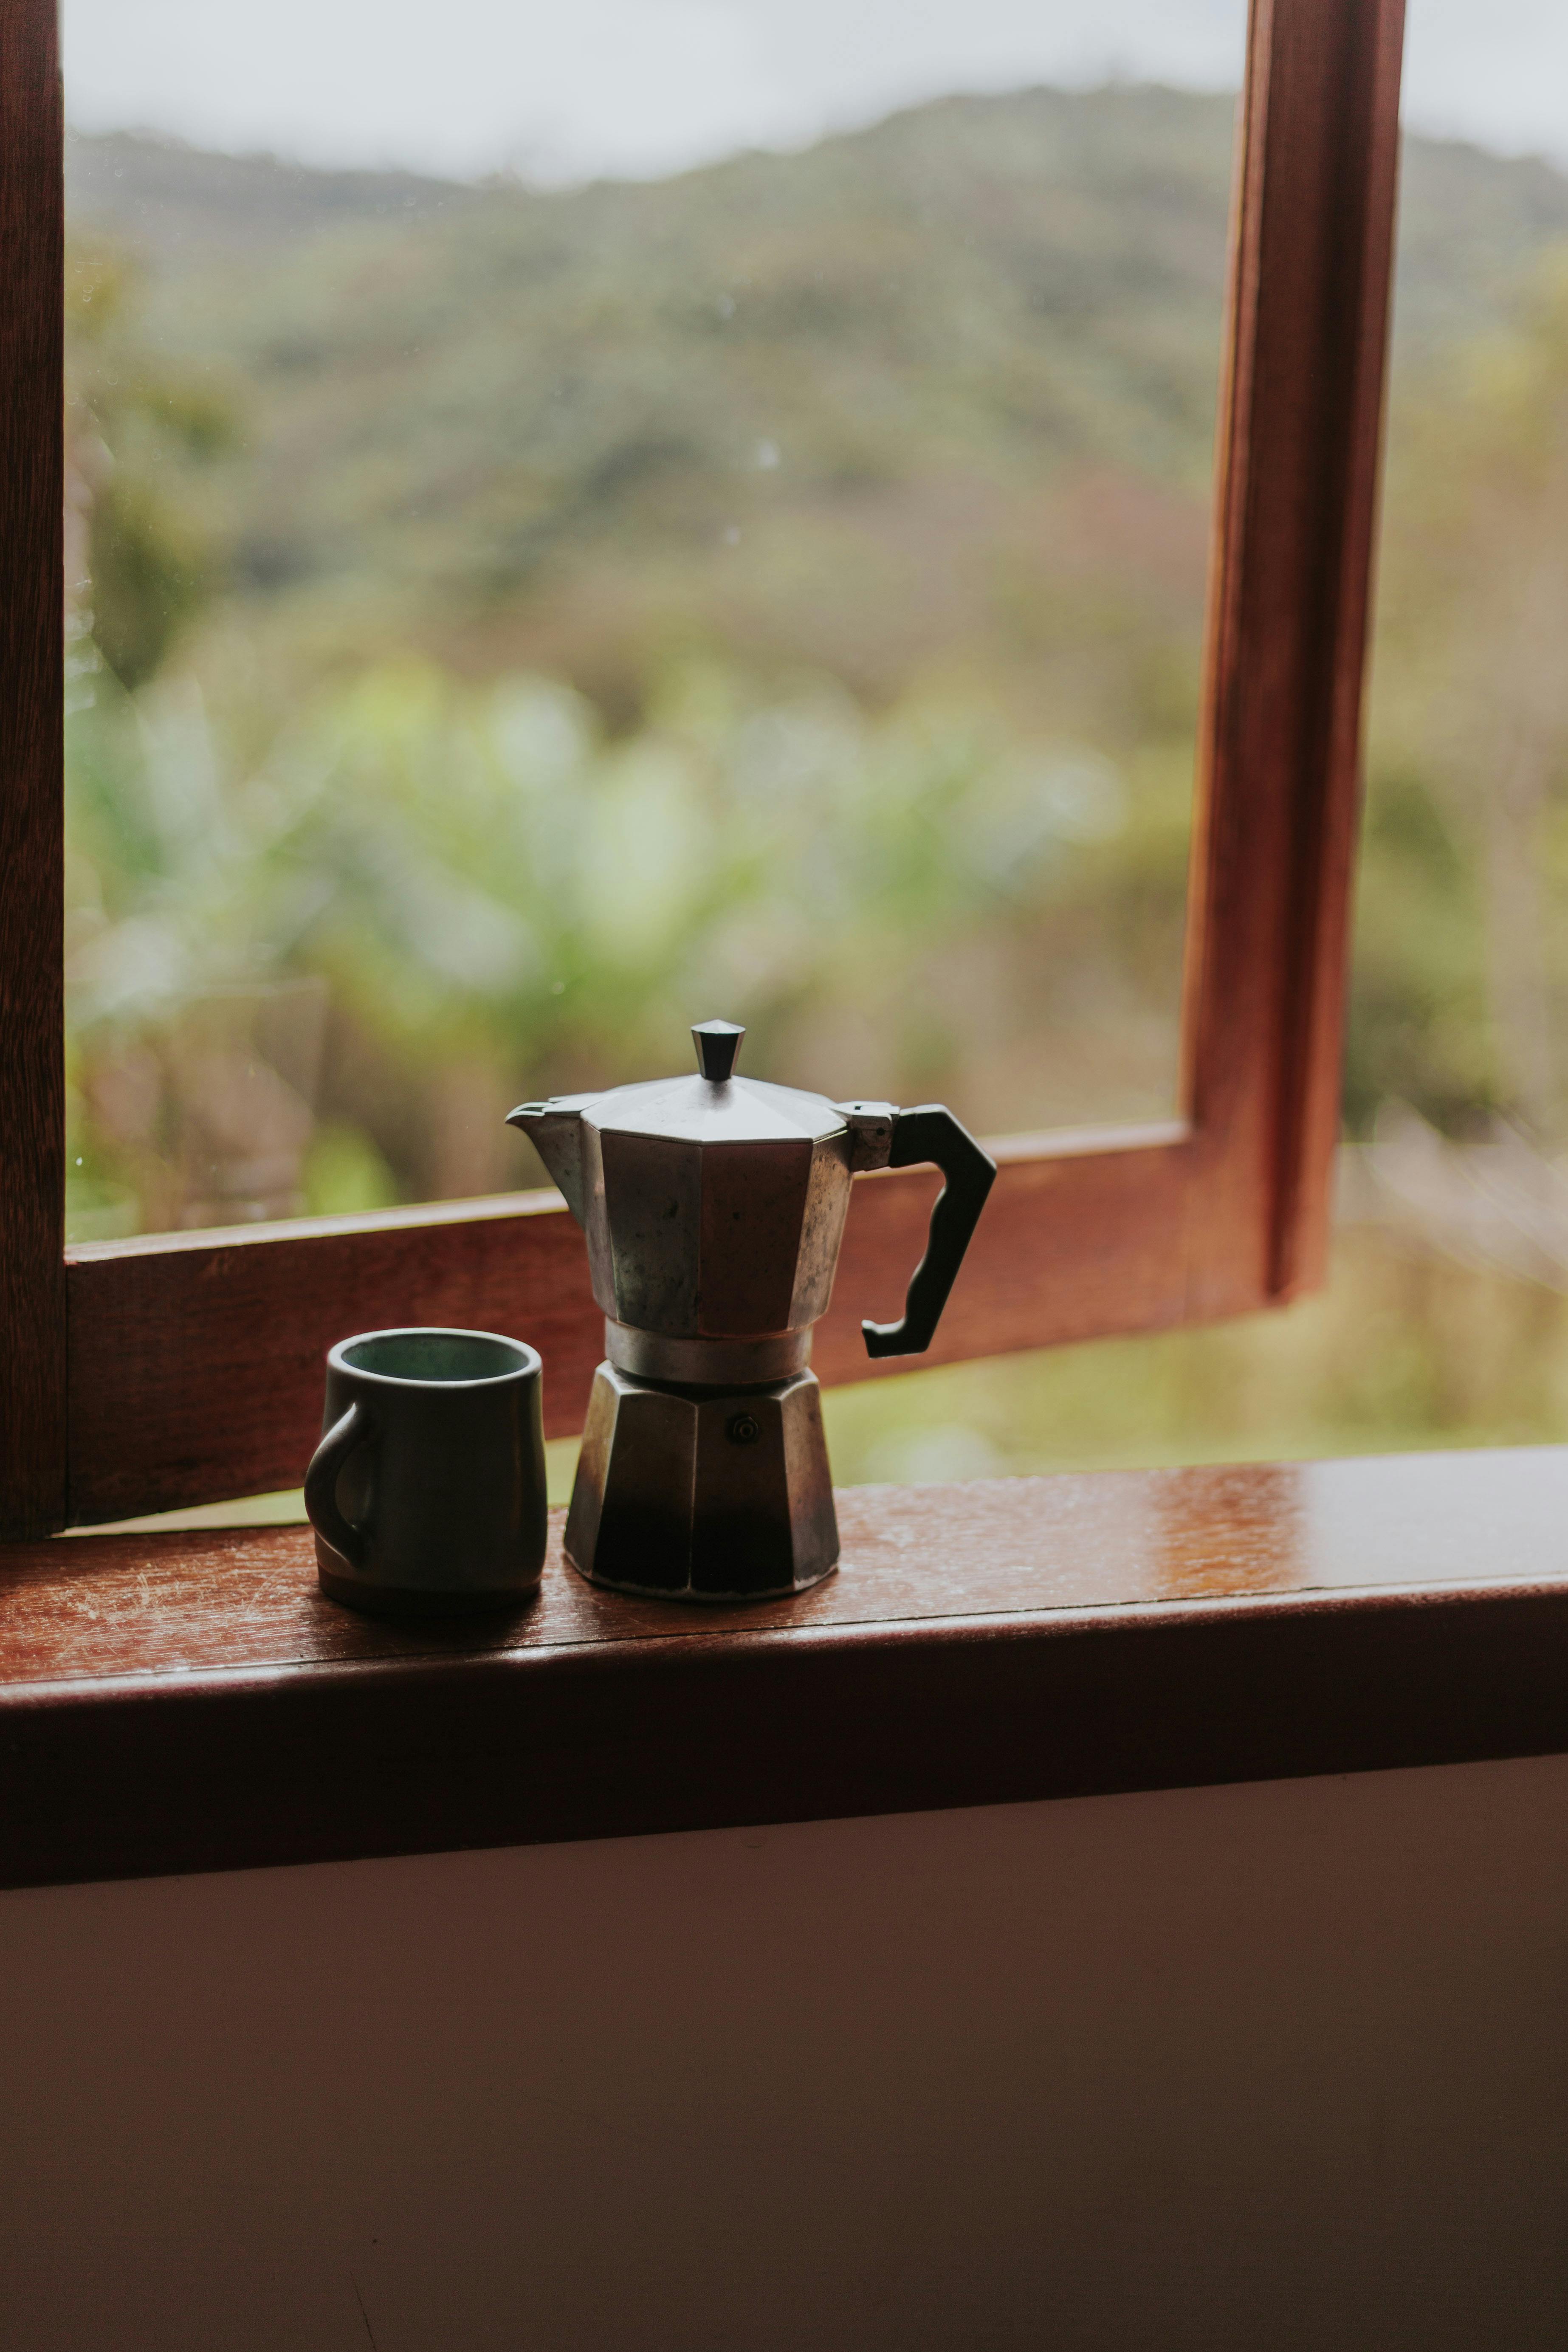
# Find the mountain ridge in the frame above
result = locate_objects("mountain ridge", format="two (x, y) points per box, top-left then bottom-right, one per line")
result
(65, 86), (1568, 720)
(67, 85), (1568, 352)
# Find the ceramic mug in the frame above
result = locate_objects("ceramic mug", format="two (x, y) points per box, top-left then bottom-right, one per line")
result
(305, 1327), (547, 1615)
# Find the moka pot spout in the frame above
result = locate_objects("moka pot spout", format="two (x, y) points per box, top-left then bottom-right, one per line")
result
(505, 1094), (597, 1226)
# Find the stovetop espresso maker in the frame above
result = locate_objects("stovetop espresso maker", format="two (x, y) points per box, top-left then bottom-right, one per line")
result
(509, 1021), (995, 1601)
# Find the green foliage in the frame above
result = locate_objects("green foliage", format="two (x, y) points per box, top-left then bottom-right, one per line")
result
(1359, 242), (1568, 1137)
(66, 232), (240, 689)
(1343, 767), (1496, 1134)
(303, 1122), (400, 1216)
(87, 478), (206, 691)
(65, 644), (1180, 1213)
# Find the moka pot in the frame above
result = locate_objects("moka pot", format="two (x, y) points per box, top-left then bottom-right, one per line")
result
(508, 1020), (995, 1601)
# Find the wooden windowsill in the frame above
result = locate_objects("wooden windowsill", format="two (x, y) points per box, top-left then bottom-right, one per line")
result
(4, 1445), (1568, 1891)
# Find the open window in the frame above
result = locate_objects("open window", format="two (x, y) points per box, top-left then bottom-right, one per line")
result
(0, 0), (1406, 1537)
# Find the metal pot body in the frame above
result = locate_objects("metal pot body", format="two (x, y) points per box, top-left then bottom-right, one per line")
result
(577, 1120), (854, 1343)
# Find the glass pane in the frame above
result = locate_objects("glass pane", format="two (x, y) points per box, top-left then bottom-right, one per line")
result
(62, 0), (1247, 1239)
(829, 0), (1568, 1485)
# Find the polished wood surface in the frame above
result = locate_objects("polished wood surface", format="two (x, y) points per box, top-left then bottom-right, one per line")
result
(0, 0), (66, 1534)
(4, 1449), (1566, 1889)
(20, 1447), (1568, 1681)
(38, 0), (1409, 1530)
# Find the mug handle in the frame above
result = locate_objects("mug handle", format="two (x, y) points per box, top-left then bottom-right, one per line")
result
(305, 1401), (375, 1569)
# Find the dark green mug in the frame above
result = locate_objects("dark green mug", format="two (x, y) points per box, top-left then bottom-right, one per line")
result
(305, 1327), (547, 1616)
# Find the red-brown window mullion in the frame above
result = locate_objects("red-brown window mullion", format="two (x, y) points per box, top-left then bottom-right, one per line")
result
(1179, 0), (1405, 1316)
(1266, 0), (1407, 1300)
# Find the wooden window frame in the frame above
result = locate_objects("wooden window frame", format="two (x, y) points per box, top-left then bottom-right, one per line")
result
(0, 0), (1406, 1537)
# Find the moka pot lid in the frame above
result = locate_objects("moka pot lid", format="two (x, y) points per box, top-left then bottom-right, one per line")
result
(584, 1021), (846, 1145)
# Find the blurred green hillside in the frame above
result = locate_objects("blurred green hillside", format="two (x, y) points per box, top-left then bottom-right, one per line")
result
(69, 87), (1252, 730)
(67, 88), (1568, 715)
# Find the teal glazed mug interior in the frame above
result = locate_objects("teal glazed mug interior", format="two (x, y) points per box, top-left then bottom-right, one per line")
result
(305, 1327), (547, 1616)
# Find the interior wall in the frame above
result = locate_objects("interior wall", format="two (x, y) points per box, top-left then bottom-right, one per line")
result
(3, 1754), (1566, 2352)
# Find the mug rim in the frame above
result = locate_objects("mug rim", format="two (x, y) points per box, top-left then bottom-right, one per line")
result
(327, 1327), (541, 1389)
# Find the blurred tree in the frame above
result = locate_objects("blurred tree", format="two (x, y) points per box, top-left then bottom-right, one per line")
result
(66, 235), (238, 688)
(1360, 246), (1568, 1141)
(65, 650), (1182, 1225)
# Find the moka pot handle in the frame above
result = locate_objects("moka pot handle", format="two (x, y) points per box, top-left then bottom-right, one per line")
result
(859, 1105), (997, 1358)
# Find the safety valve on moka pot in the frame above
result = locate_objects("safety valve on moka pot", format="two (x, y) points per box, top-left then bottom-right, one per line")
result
(508, 1020), (996, 1601)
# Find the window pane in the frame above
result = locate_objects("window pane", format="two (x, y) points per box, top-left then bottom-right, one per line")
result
(63, 0), (1245, 1238)
(827, 0), (1568, 1488)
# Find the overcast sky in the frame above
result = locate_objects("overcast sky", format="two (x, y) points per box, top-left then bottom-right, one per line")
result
(62, 0), (1568, 184)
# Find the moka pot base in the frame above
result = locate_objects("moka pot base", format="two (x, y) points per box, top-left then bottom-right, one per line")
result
(564, 1356), (840, 1604)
